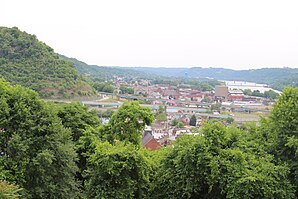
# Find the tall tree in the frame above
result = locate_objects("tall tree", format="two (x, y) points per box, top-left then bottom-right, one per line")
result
(107, 101), (154, 146)
(189, 114), (197, 126)
(85, 141), (152, 199)
(264, 87), (298, 195)
(156, 105), (166, 115)
(155, 113), (167, 123)
(0, 79), (79, 198)
(153, 122), (295, 198)
(56, 102), (102, 189)
(56, 103), (101, 142)
(82, 102), (155, 198)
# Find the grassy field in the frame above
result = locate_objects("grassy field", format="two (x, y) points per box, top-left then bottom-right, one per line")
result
(233, 112), (267, 122)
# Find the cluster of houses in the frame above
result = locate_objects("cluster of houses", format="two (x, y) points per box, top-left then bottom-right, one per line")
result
(132, 83), (265, 105)
(95, 80), (276, 150)
(138, 85), (272, 150)
(141, 124), (196, 150)
(109, 75), (277, 106)
(134, 84), (213, 103)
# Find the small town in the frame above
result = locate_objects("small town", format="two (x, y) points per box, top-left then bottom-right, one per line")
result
(81, 79), (279, 150)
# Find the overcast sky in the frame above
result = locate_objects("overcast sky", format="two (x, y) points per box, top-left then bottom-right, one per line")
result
(1, 0), (298, 69)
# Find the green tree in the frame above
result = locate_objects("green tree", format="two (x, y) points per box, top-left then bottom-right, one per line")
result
(210, 103), (221, 111)
(243, 89), (253, 96)
(252, 90), (263, 97)
(153, 122), (295, 198)
(156, 105), (166, 115)
(56, 102), (102, 189)
(56, 103), (101, 142)
(226, 117), (234, 124)
(263, 87), (298, 195)
(0, 79), (79, 198)
(120, 86), (134, 94)
(0, 180), (22, 199)
(189, 115), (197, 126)
(176, 122), (184, 128)
(106, 101), (154, 146)
(102, 84), (114, 93)
(264, 90), (279, 99)
(155, 113), (167, 123)
(85, 141), (152, 199)
(92, 82), (114, 93)
(171, 118), (179, 126)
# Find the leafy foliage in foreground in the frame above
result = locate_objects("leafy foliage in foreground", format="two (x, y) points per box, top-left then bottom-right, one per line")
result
(153, 123), (294, 198)
(0, 79), (79, 198)
(103, 101), (154, 146)
(0, 180), (22, 199)
(262, 87), (298, 196)
(80, 101), (155, 198)
(56, 103), (102, 186)
(85, 141), (152, 199)
(0, 27), (93, 98)
(0, 79), (297, 198)
(57, 103), (101, 142)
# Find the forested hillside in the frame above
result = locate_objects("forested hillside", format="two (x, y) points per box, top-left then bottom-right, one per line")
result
(0, 27), (94, 98)
(59, 54), (297, 91)
(59, 55), (220, 91)
(59, 54), (148, 81)
(133, 67), (298, 90)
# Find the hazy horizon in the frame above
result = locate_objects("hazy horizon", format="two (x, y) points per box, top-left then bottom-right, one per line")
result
(2, 0), (298, 70)
(65, 55), (297, 70)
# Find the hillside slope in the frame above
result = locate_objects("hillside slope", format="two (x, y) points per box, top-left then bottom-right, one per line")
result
(59, 55), (220, 91)
(59, 55), (149, 81)
(133, 67), (298, 90)
(0, 27), (94, 98)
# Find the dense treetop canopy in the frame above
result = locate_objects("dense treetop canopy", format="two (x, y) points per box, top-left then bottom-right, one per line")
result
(0, 79), (297, 198)
(0, 79), (79, 198)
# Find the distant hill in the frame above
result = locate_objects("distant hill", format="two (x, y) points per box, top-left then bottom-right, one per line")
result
(0, 27), (94, 98)
(59, 55), (220, 91)
(132, 67), (298, 90)
(59, 55), (149, 81)
(60, 54), (297, 91)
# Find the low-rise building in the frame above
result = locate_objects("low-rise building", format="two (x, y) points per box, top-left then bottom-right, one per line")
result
(215, 85), (229, 100)
(142, 131), (161, 150)
(228, 89), (244, 101)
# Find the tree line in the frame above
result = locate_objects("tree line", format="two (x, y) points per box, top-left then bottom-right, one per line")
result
(243, 89), (280, 99)
(0, 78), (297, 198)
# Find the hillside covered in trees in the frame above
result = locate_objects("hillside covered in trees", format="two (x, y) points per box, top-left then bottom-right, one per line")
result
(133, 67), (298, 90)
(59, 55), (220, 92)
(59, 54), (149, 81)
(59, 53), (297, 91)
(0, 79), (297, 198)
(0, 27), (94, 98)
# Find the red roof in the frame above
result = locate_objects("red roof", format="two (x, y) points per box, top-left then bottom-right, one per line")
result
(144, 138), (161, 150)
(167, 100), (178, 106)
(142, 132), (161, 150)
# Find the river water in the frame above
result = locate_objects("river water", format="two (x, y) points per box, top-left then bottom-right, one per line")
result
(223, 80), (281, 94)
